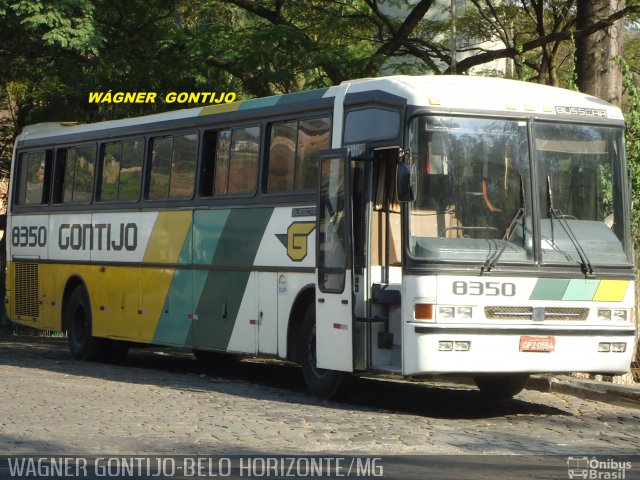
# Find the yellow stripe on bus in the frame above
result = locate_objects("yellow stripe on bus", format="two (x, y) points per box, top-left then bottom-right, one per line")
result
(143, 211), (192, 264)
(592, 280), (629, 302)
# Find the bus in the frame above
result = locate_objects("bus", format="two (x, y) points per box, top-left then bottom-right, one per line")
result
(6, 75), (637, 399)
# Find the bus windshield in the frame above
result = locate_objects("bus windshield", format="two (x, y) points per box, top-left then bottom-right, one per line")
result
(535, 122), (629, 266)
(408, 116), (532, 263)
(408, 115), (630, 268)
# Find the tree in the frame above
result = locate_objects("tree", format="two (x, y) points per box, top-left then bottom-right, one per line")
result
(576, 0), (626, 106)
(446, 0), (639, 84)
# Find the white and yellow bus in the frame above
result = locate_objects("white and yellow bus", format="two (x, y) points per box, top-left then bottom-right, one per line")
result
(6, 75), (637, 399)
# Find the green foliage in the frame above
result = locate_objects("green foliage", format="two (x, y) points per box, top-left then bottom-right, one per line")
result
(614, 56), (640, 254)
(10, 0), (104, 54)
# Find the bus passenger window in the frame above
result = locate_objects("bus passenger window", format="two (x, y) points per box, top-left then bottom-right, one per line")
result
(267, 121), (297, 192)
(214, 130), (231, 195)
(100, 140), (143, 202)
(170, 134), (197, 197)
(119, 140), (143, 200)
(228, 126), (259, 194)
(213, 126), (260, 196)
(267, 117), (330, 193)
(16, 151), (48, 205)
(296, 117), (330, 190)
(60, 146), (96, 203)
(149, 133), (197, 199)
(149, 137), (172, 198)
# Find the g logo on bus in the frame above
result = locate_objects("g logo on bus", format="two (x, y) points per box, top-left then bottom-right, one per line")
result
(276, 222), (316, 262)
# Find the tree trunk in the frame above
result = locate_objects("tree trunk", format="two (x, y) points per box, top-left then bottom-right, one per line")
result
(576, 0), (625, 106)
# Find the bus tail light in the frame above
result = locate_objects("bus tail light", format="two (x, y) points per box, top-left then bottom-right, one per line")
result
(415, 303), (433, 321)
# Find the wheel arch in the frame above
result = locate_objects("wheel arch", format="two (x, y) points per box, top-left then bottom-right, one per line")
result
(286, 283), (315, 364)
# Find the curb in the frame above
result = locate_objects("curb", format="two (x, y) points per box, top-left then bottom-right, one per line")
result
(527, 375), (640, 408)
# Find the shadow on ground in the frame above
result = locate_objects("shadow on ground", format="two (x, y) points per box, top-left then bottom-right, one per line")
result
(0, 333), (569, 420)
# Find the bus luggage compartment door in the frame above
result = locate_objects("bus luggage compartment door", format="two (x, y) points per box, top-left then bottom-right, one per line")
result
(315, 149), (354, 372)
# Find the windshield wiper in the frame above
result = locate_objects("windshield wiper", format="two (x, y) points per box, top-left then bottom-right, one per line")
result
(481, 175), (527, 274)
(545, 176), (595, 277)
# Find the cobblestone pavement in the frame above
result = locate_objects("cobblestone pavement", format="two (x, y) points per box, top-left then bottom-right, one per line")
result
(0, 335), (639, 456)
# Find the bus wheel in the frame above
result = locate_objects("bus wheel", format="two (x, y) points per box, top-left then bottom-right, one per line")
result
(300, 304), (350, 400)
(473, 374), (530, 399)
(66, 286), (105, 361)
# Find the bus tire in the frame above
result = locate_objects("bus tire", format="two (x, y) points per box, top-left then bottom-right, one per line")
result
(66, 285), (105, 361)
(473, 374), (530, 399)
(300, 304), (351, 400)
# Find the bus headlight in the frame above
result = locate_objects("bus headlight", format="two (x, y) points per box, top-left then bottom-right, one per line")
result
(457, 307), (473, 319)
(611, 343), (626, 353)
(438, 306), (455, 319)
(612, 310), (627, 322)
(597, 309), (611, 321)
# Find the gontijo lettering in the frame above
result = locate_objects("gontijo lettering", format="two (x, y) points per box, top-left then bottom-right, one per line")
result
(58, 223), (137, 251)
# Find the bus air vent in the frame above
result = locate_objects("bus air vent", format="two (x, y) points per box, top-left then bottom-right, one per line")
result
(14, 262), (39, 319)
(485, 306), (588, 321)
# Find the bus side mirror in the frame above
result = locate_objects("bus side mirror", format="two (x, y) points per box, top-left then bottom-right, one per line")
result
(396, 163), (416, 202)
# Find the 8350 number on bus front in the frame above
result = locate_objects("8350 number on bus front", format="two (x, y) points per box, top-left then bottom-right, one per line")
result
(452, 281), (516, 297)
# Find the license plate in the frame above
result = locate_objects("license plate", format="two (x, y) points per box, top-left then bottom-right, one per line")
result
(520, 336), (555, 352)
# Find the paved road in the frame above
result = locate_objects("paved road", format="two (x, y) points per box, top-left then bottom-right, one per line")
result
(0, 334), (639, 465)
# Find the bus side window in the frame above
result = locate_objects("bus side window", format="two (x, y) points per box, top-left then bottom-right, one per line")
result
(170, 134), (197, 197)
(228, 126), (259, 195)
(99, 140), (143, 202)
(212, 126), (260, 196)
(15, 150), (51, 206)
(56, 145), (96, 204)
(266, 117), (330, 193)
(149, 133), (197, 199)
(267, 121), (297, 192)
(214, 130), (231, 195)
(119, 140), (143, 201)
(296, 117), (330, 190)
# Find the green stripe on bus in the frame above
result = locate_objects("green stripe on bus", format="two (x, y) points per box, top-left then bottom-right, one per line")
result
(193, 210), (231, 265)
(152, 268), (193, 346)
(191, 208), (274, 350)
(529, 278), (570, 300)
(153, 210), (232, 346)
(562, 279), (600, 301)
(275, 88), (329, 105)
(236, 88), (330, 110)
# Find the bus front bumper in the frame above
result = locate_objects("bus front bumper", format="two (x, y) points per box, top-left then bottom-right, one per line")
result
(403, 324), (637, 376)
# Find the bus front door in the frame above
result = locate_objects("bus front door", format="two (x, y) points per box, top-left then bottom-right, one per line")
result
(315, 149), (354, 372)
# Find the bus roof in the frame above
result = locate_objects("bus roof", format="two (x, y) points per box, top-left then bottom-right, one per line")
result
(347, 75), (623, 121)
(17, 75), (623, 144)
